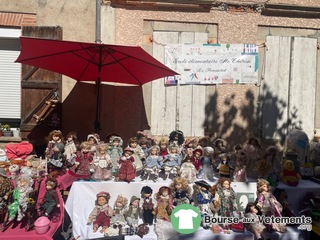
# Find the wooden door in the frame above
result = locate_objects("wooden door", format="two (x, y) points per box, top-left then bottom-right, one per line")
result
(20, 26), (62, 151)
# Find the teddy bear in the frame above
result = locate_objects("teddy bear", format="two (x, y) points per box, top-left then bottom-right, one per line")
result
(280, 159), (301, 186)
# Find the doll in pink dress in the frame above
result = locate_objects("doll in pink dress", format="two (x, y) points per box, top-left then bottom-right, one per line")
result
(255, 179), (286, 232)
(87, 192), (114, 233)
(118, 147), (136, 183)
(57, 141), (94, 190)
(91, 142), (113, 181)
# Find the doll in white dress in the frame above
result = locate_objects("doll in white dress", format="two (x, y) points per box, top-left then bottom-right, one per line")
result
(91, 142), (113, 181)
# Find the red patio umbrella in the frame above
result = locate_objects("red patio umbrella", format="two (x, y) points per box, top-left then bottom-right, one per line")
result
(15, 36), (178, 132)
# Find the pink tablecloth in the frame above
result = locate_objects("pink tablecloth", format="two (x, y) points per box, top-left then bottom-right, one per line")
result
(1, 178), (64, 239)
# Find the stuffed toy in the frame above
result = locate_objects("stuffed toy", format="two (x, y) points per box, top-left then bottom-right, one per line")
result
(281, 160), (300, 186)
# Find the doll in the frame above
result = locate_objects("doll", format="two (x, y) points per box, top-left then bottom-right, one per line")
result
(217, 153), (233, 178)
(108, 135), (123, 178)
(39, 177), (60, 217)
(91, 142), (113, 181)
(163, 145), (182, 180)
(0, 168), (13, 229)
(139, 137), (150, 160)
(118, 147), (136, 183)
(194, 180), (213, 216)
(127, 137), (145, 173)
(140, 186), (154, 225)
(5, 175), (34, 222)
(142, 146), (163, 181)
(168, 130), (184, 152)
(201, 146), (215, 181)
(169, 177), (193, 206)
(192, 148), (203, 177)
(158, 137), (169, 158)
(233, 150), (247, 182)
(8, 164), (19, 180)
(154, 186), (173, 221)
(64, 131), (78, 167)
(45, 130), (65, 171)
(255, 179), (286, 232)
(213, 138), (227, 167)
(87, 191), (114, 233)
(179, 155), (197, 184)
(244, 202), (269, 240)
(57, 141), (94, 190)
(243, 137), (263, 178)
(87, 133), (100, 152)
(194, 180), (214, 229)
(111, 195), (128, 231)
(216, 178), (238, 217)
(124, 196), (141, 227)
(273, 188), (295, 218)
(264, 146), (282, 175)
(182, 137), (198, 160)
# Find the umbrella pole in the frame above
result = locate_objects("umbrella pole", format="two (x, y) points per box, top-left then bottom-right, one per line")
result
(94, 76), (101, 133)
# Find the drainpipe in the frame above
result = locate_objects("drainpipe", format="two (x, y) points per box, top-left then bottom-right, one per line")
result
(96, 0), (101, 44)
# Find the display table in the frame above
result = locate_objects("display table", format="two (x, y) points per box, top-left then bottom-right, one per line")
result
(65, 178), (316, 240)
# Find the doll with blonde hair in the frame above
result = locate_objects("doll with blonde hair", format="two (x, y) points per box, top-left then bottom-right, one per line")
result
(169, 177), (193, 206)
(91, 142), (113, 181)
(111, 195), (128, 230)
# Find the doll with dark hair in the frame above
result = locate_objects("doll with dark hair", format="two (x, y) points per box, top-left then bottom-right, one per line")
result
(180, 155), (197, 184)
(192, 148), (203, 177)
(127, 137), (145, 174)
(169, 177), (193, 206)
(154, 186), (173, 221)
(243, 137), (263, 178)
(87, 133), (100, 152)
(140, 186), (154, 225)
(64, 131), (78, 167)
(39, 178), (60, 217)
(169, 130), (184, 151)
(273, 188), (295, 218)
(244, 202), (269, 240)
(45, 130), (65, 171)
(87, 191), (113, 233)
(118, 147), (136, 183)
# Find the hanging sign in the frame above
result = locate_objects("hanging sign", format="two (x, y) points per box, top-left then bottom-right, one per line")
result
(164, 43), (258, 85)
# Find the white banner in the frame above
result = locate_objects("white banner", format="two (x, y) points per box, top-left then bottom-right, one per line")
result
(164, 44), (258, 85)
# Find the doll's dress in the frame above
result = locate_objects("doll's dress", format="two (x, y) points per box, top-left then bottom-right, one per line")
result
(64, 140), (77, 165)
(243, 144), (262, 178)
(257, 192), (282, 217)
(244, 212), (266, 234)
(131, 146), (145, 171)
(125, 206), (140, 227)
(118, 156), (136, 181)
(217, 186), (237, 217)
(156, 196), (172, 221)
(109, 147), (123, 174)
(172, 189), (192, 206)
(197, 190), (213, 215)
(179, 162), (197, 184)
(200, 156), (214, 181)
(111, 206), (127, 226)
(144, 155), (163, 174)
(46, 140), (65, 168)
(91, 154), (112, 181)
(163, 154), (181, 176)
(41, 189), (59, 215)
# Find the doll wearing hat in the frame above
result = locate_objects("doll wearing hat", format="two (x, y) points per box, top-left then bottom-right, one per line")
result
(140, 186), (154, 225)
(124, 196), (141, 227)
(118, 147), (136, 183)
(163, 145), (182, 180)
(168, 130), (184, 153)
(87, 133), (101, 152)
(87, 191), (113, 233)
(142, 146), (163, 182)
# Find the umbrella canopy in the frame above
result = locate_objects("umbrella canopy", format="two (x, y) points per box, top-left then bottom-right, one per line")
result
(15, 36), (178, 131)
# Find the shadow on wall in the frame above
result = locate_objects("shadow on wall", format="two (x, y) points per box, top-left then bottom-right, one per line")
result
(203, 84), (299, 150)
(61, 82), (149, 146)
